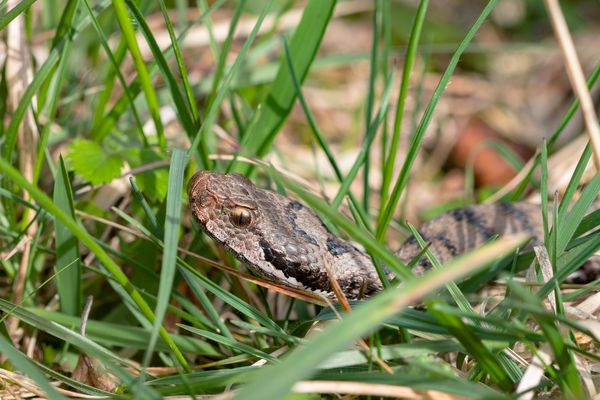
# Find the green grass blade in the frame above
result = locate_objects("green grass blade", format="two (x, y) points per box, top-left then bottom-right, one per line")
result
(157, 0), (200, 125)
(179, 268), (234, 340)
(125, 0), (196, 137)
(188, 0), (273, 169)
(510, 284), (584, 398)
(556, 176), (600, 256)
(112, 0), (166, 149)
(144, 149), (187, 366)
(0, 334), (68, 400)
(33, 39), (71, 187)
(80, 0), (147, 145)
(36, 0), (77, 111)
(558, 143), (591, 217)
(0, 157), (190, 372)
(331, 68), (396, 210)
(206, 0), (246, 113)
(179, 325), (279, 363)
(282, 37), (370, 230)
(362, 0), (381, 210)
(376, 0), (498, 240)
(53, 156), (81, 316)
(235, 235), (526, 399)
(0, 0), (36, 31)
(234, 0), (337, 168)
(380, 0), (428, 207)
(178, 261), (286, 337)
(32, 308), (220, 355)
(428, 302), (513, 390)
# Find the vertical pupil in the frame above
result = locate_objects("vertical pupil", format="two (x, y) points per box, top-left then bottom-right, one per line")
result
(233, 209), (249, 226)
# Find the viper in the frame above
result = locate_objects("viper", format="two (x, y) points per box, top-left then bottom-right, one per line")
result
(188, 170), (595, 299)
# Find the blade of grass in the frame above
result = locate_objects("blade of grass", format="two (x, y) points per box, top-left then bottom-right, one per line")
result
(0, 157), (190, 371)
(233, 0), (337, 172)
(2, 50), (57, 164)
(144, 149), (186, 367)
(31, 308), (219, 355)
(556, 176), (600, 256)
(510, 283), (584, 398)
(157, 0), (201, 125)
(205, 0), (246, 113)
(80, 0), (147, 145)
(376, 0), (498, 240)
(380, 0), (428, 207)
(282, 37), (370, 230)
(125, 0), (196, 138)
(428, 301), (513, 390)
(235, 235), (527, 400)
(188, 0), (273, 168)
(558, 143), (591, 217)
(179, 325), (279, 363)
(363, 0), (381, 210)
(0, 0), (36, 30)
(0, 334), (69, 400)
(53, 156), (81, 316)
(112, 0), (166, 149)
(331, 68), (396, 210)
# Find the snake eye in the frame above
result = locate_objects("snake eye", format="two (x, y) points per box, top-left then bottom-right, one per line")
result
(230, 207), (252, 227)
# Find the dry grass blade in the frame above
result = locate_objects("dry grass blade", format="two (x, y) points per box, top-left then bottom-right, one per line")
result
(544, 0), (600, 172)
(5, 0), (39, 336)
(516, 344), (553, 400)
(291, 380), (466, 399)
(533, 245), (556, 312)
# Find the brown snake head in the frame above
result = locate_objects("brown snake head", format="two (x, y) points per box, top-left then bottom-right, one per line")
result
(188, 171), (383, 299)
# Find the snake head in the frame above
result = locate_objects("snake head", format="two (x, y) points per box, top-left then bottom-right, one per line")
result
(188, 170), (382, 299)
(188, 170), (259, 232)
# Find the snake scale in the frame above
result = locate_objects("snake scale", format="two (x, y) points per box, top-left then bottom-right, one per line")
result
(188, 170), (595, 299)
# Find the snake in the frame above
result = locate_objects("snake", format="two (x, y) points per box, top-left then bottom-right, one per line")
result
(188, 170), (595, 300)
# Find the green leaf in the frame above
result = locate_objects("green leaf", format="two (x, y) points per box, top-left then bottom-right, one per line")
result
(67, 139), (123, 185)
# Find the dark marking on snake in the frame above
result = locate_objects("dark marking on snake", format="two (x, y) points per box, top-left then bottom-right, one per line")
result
(433, 233), (459, 257)
(499, 202), (535, 236)
(450, 207), (495, 240)
(286, 201), (318, 246)
(326, 237), (356, 256)
(259, 237), (329, 292)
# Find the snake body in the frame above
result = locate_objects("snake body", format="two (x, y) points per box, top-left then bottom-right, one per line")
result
(188, 171), (585, 299)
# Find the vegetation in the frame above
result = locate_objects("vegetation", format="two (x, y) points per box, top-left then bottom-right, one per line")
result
(1, 0), (600, 398)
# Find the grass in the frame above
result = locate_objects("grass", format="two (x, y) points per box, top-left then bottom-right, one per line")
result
(1, 1), (600, 399)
